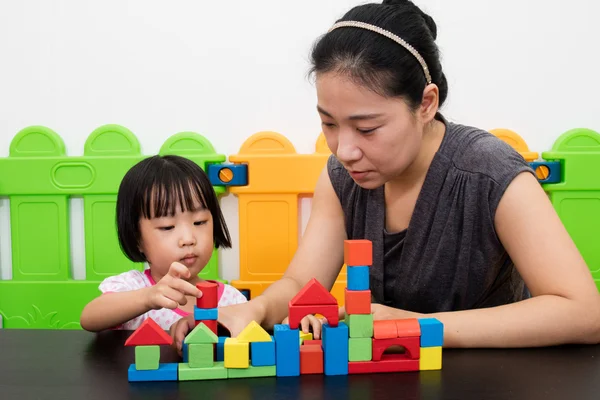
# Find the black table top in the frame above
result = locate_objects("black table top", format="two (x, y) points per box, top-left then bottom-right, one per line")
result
(0, 329), (599, 400)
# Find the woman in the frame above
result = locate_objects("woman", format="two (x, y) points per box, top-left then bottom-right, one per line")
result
(172, 0), (600, 351)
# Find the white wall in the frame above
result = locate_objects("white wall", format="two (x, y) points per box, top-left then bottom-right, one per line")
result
(1, 0), (599, 281)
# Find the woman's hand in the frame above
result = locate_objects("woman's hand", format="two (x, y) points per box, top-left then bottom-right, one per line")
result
(338, 303), (422, 321)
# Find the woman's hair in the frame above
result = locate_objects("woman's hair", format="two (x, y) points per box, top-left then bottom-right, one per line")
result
(310, 0), (448, 110)
(116, 155), (231, 263)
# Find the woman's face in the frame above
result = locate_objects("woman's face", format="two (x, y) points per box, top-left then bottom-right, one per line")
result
(316, 72), (425, 189)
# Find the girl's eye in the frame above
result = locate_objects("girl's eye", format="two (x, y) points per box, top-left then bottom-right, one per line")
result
(321, 122), (336, 128)
(159, 226), (174, 231)
(194, 221), (207, 226)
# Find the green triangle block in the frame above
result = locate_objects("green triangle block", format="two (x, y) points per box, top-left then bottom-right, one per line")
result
(185, 322), (218, 344)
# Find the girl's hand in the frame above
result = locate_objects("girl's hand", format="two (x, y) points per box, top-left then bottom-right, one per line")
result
(145, 262), (200, 310)
(281, 314), (327, 340)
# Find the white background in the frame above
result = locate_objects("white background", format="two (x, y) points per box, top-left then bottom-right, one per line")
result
(1, 0), (599, 281)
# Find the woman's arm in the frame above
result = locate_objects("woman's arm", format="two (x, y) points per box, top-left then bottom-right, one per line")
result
(252, 167), (348, 330)
(431, 171), (600, 347)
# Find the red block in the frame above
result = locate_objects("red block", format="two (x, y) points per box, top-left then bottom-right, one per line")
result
(125, 318), (172, 346)
(395, 318), (421, 337)
(372, 337), (420, 361)
(290, 278), (338, 306)
(373, 320), (398, 339)
(195, 319), (217, 335)
(349, 354), (419, 374)
(303, 340), (322, 347)
(288, 304), (338, 329)
(196, 281), (218, 309)
(300, 345), (323, 374)
(344, 240), (372, 266)
(344, 288), (371, 314)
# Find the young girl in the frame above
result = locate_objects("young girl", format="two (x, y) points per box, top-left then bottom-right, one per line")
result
(80, 154), (248, 332)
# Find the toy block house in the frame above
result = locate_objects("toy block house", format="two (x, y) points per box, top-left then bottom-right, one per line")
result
(226, 321), (276, 378)
(179, 322), (227, 381)
(125, 318), (178, 382)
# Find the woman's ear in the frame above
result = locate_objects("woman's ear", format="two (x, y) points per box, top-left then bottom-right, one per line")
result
(419, 83), (440, 123)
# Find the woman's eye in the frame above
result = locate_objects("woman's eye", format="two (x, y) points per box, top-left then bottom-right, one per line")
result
(321, 122), (336, 128)
(357, 127), (378, 134)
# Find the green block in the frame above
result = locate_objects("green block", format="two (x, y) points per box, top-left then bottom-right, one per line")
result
(346, 313), (373, 338)
(135, 345), (159, 370)
(227, 365), (276, 379)
(178, 362), (227, 381)
(349, 338), (372, 361)
(185, 322), (218, 344)
(189, 344), (214, 368)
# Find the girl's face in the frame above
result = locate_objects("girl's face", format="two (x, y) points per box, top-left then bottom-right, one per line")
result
(316, 72), (427, 189)
(138, 197), (214, 281)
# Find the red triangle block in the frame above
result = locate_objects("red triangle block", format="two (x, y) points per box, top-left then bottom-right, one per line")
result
(125, 318), (173, 346)
(290, 278), (338, 306)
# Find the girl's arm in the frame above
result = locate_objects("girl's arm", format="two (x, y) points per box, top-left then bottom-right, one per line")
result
(432, 172), (600, 347)
(80, 288), (153, 332)
(251, 167), (348, 330)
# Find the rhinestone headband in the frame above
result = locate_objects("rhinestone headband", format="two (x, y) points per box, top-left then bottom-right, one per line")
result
(327, 20), (432, 85)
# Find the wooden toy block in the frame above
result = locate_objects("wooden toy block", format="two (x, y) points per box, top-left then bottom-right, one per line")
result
(395, 318), (421, 337)
(418, 318), (444, 347)
(189, 344), (214, 368)
(346, 313), (374, 338)
(251, 336), (275, 366)
(196, 319), (217, 335)
(178, 362), (228, 381)
(289, 278), (338, 306)
(237, 320), (272, 342)
(299, 331), (313, 342)
(288, 304), (338, 329)
(224, 338), (249, 368)
(134, 345), (159, 370)
(420, 346), (442, 370)
(196, 281), (218, 309)
(348, 338), (372, 362)
(300, 344), (324, 374)
(207, 163), (248, 186)
(128, 363), (178, 381)
(322, 322), (349, 376)
(347, 266), (370, 291)
(216, 336), (227, 362)
(125, 318), (172, 346)
(344, 288), (371, 314)
(373, 320), (398, 339)
(348, 355), (420, 374)
(194, 306), (218, 321)
(303, 339), (322, 347)
(274, 324), (300, 377)
(184, 322), (218, 344)
(344, 239), (372, 266)
(372, 337), (420, 361)
(228, 365), (276, 379)
(183, 343), (189, 363)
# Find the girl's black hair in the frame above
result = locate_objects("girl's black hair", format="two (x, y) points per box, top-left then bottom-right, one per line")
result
(310, 0), (448, 110)
(116, 155), (231, 263)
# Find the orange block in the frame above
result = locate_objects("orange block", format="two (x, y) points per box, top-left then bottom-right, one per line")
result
(373, 320), (398, 339)
(300, 345), (323, 374)
(344, 240), (372, 266)
(395, 318), (421, 337)
(344, 288), (371, 314)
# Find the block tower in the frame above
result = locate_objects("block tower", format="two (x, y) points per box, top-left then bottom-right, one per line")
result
(126, 318), (178, 381)
(195, 281), (219, 334)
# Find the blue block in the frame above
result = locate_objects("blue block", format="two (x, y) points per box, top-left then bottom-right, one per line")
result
(194, 306), (217, 321)
(216, 336), (227, 362)
(128, 363), (178, 382)
(274, 324), (299, 377)
(347, 266), (369, 291)
(529, 161), (561, 184)
(322, 322), (348, 376)
(240, 289), (250, 300)
(207, 163), (248, 186)
(418, 318), (444, 347)
(183, 343), (189, 363)
(251, 336), (275, 366)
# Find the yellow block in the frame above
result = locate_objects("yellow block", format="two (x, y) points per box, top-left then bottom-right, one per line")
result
(237, 321), (271, 343)
(224, 338), (249, 369)
(299, 331), (313, 342)
(420, 346), (442, 370)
